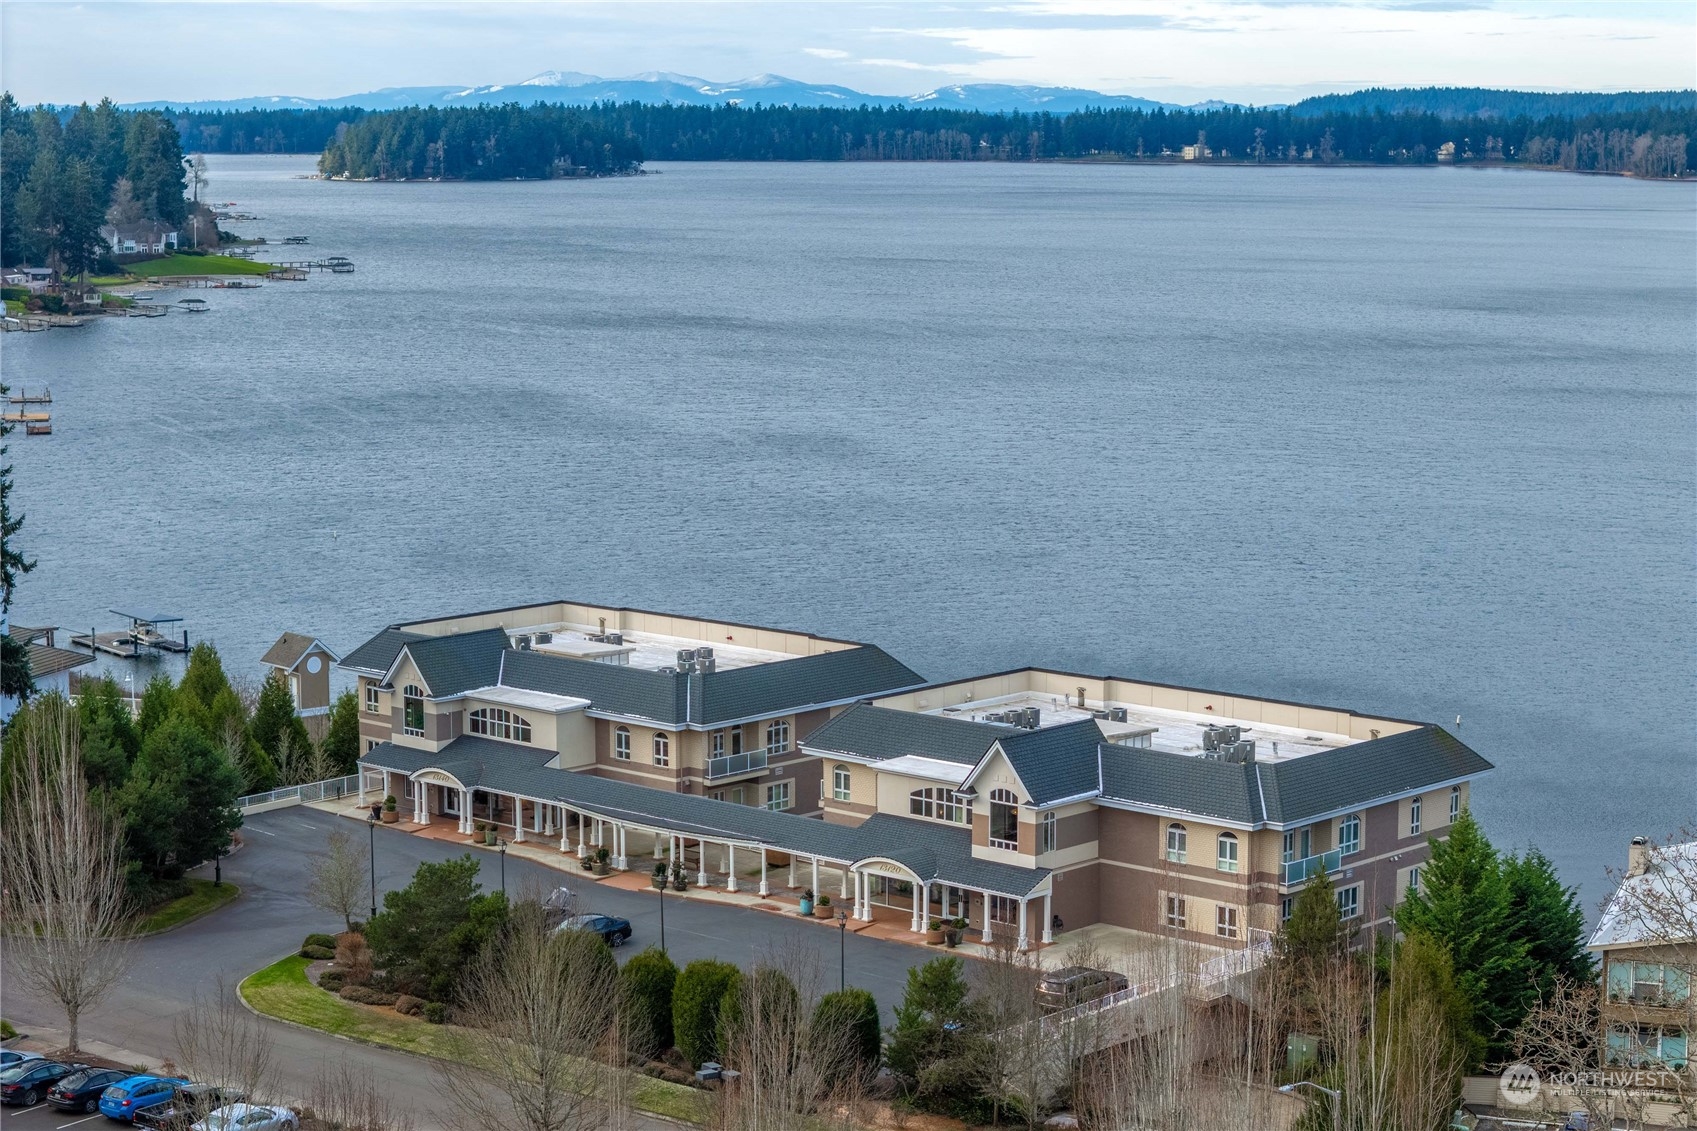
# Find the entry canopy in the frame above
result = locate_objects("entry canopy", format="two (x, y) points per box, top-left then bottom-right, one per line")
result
(110, 608), (184, 624)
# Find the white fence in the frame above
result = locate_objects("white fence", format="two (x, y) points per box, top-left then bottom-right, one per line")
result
(238, 773), (362, 814)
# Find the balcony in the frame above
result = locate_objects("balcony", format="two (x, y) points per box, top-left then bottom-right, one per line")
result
(706, 747), (769, 782)
(1283, 848), (1344, 885)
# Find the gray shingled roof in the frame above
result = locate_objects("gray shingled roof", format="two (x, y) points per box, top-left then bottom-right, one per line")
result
(341, 627), (428, 674)
(363, 736), (1047, 897)
(397, 629), (509, 697)
(1097, 747), (1264, 824)
(500, 649), (684, 724)
(990, 718), (1106, 806)
(801, 703), (1013, 765)
(693, 646), (924, 724)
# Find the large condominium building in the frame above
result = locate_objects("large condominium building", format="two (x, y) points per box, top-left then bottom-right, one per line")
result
(351, 601), (1492, 951)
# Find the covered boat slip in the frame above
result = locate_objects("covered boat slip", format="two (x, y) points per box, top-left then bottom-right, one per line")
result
(360, 735), (1056, 948)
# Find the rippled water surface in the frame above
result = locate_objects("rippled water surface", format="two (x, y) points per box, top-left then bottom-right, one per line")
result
(8, 156), (1693, 909)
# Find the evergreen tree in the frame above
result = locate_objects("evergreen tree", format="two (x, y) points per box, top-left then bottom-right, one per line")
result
(620, 946), (678, 1056)
(671, 958), (742, 1067)
(1383, 928), (1486, 1073)
(122, 111), (187, 226)
(812, 988), (882, 1081)
(1395, 811), (1533, 1060)
(321, 689), (361, 774)
(118, 715), (243, 898)
(364, 854), (508, 1002)
(885, 955), (972, 1082)
(136, 673), (177, 740)
(74, 675), (139, 792)
(1278, 870), (1356, 973)
(1504, 847), (1595, 993)
(250, 669), (310, 771)
(55, 157), (105, 282)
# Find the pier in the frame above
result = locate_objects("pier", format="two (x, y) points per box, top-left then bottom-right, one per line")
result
(70, 609), (191, 658)
(7, 387), (51, 404)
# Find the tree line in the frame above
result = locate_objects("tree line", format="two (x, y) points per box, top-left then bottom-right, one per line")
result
(153, 99), (1697, 177)
(1, 94), (195, 270)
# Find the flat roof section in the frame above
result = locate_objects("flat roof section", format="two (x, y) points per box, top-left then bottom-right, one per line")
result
(928, 692), (1353, 763)
(515, 624), (809, 673)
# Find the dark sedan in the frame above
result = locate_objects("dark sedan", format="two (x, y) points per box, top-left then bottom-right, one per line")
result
(47, 1067), (129, 1114)
(0, 1059), (84, 1106)
(557, 913), (632, 946)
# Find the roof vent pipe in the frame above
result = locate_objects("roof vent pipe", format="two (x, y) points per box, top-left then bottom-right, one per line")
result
(1628, 836), (1652, 877)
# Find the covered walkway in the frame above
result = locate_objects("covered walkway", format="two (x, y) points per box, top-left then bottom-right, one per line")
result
(360, 736), (1054, 949)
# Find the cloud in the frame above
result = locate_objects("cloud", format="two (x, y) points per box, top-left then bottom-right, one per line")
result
(856, 57), (968, 73)
(802, 47), (850, 59)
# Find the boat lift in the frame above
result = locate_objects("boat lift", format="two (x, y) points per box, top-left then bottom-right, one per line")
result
(71, 609), (191, 659)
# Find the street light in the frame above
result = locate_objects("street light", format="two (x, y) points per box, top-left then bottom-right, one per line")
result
(657, 871), (666, 953)
(497, 838), (507, 897)
(836, 908), (849, 992)
(1279, 1081), (1340, 1131)
(367, 810), (379, 921)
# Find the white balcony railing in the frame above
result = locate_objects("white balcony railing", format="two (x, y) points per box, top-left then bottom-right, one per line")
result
(1283, 847), (1344, 885)
(706, 746), (769, 781)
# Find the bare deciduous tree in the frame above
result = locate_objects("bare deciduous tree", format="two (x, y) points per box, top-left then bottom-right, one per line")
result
(0, 694), (134, 1052)
(308, 1060), (418, 1131)
(172, 978), (277, 1103)
(434, 902), (625, 1131)
(306, 828), (370, 930)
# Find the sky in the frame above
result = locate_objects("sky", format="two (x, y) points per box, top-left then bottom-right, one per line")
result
(3, 0), (1693, 107)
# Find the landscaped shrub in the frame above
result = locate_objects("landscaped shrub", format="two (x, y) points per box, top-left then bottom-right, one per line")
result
(0, 1019), (16, 1040)
(303, 932), (337, 951)
(364, 855), (508, 1001)
(0, 287), (27, 302)
(339, 984), (398, 1006)
(812, 988), (882, 1081)
(422, 1002), (449, 1024)
(394, 994), (425, 1017)
(718, 966), (791, 1063)
(316, 969), (346, 993)
(620, 947), (678, 1057)
(335, 931), (373, 985)
(672, 959), (741, 1068)
(301, 945), (336, 960)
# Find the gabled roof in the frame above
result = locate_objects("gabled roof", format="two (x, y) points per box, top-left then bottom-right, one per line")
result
(984, 718), (1106, 806)
(801, 703), (1013, 766)
(692, 646), (924, 725)
(261, 632), (341, 671)
(1589, 841), (1697, 950)
(390, 628), (509, 698)
(341, 627), (429, 675)
(1098, 747), (1264, 825)
(500, 648), (684, 724)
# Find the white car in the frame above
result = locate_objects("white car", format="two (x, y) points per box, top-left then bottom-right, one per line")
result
(0, 1050), (42, 1069)
(191, 1102), (300, 1131)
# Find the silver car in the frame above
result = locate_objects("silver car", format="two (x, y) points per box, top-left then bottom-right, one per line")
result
(191, 1102), (300, 1131)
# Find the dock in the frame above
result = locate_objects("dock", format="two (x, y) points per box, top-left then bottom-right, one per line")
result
(2, 411), (50, 423)
(70, 609), (191, 659)
(8, 387), (51, 404)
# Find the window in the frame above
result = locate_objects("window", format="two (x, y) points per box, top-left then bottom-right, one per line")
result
(989, 788), (1020, 850)
(910, 788), (972, 824)
(832, 765), (852, 802)
(1449, 786), (1461, 822)
(1339, 813), (1361, 856)
(652, 733), (670, 767)
(402, 779), (414, 799)
(1408, 865), (1422, 894)
(711, 730), (725, 758)
(766, 719), (791, 754)
(1166, 823), (1188, 865)
(1216, 832), (1239, 873)
(1336, 884), (1361, 920)
(765, 781), (792, 812)
(1283, 827), (1311, 864)
(1409, 795), (1423, 836)
(365, 683), (381, 714)
(1280, 896), (1293, 921)
(1165, 894), (1187, 929)
(1216, 905), (1240, 939)
(402, 685), (425, 736)
(989, 895), (1018, 924)
(365, 738), (378, 753)
(613, 726), (631, 760)
(1040, 811), (1057, 854)
(469, 707), (531, 743)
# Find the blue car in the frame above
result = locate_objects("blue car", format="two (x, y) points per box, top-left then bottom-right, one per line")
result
(99, 1075), (187, 1122)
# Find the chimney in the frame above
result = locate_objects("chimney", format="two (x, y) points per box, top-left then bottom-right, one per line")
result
(1628, 836), (1652, 878)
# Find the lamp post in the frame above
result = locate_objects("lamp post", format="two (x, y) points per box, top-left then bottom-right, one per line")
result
(657, 871), (666, 953)
(836, 908), (848, 992)
(497, 838), (508, 897)
(1279, 1081), (1340, 1131)
(367, 810), (378, 921)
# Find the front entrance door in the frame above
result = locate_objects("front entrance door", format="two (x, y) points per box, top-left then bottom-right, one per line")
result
(442, 787), (460, 817)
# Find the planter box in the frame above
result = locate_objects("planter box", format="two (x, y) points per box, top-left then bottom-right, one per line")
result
(814, 903), (833, 919)
(593, 862), (609, 876)
(380, 809), (399, 823)
(926, 929), (945, 945)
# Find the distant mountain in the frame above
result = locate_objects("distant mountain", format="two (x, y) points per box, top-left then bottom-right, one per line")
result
(123, 71), (1201, 115)
(1290, 86), (1696, 120)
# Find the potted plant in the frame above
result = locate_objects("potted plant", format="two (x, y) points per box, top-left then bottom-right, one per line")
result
(926, 918), (945, 945)
(593, 847), (611, 876)
(652, 861), (669, 890)
(944, 917), (966, 948)
(485, 826), (498, 847)
(670, 858), (688, 892)
(814, 893), (832, 919)
(799, 888), (814, 916)
(579, 853), (595, 872)
(381, 795), (399, 824)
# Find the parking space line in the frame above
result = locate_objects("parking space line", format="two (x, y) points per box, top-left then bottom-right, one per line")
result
(294, 821), (319, 830)
(249, 827), (275, 836)
(57, 1114), (104, 1128)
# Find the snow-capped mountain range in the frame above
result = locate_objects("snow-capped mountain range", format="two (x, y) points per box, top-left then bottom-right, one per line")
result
(123, 71), (1213, 114)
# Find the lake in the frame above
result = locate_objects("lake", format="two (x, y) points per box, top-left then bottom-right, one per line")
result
(7, 155), (1693, 911)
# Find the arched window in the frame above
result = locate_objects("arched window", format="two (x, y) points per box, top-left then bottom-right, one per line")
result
(1216, 832), (1239, 872)
(1409, 795), (1423, 836)
(766, 719), (791, 754)
(989, 788), (1019, 851)
(613, 726), (631, 761)
(1449, 785), (1461, 822)
(908, 787), (971, 824)
(652, 732), (670, 767)
(1339, 813), (1361, 856)
(469, 707), (531, 743)
(832, 765), (852, 802)
(1165, 823), (1188, 865)
(402, 685), (425, 736)
(1040, 811), (1057, 854)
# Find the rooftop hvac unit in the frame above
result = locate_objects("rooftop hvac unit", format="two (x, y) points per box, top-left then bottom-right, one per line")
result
(1202, 726), (1220, 752)
(534, 632), (553, 645)
(677, 648), (697, 665)
(658, 666), (676, 675)
(1223, 740), (1257, 763)
(1109, 706), (1128, 723)
(514, 634), (532, 650)
(1092, 709), (1110, 720)
(696, 646), (714, 660)
(986, 712), (1005, 723)
(1024, 707), (1041, 729)
(606, 632), (623, 645)
(1219, 725), (1242, 745)
(699, 656), (716, 673)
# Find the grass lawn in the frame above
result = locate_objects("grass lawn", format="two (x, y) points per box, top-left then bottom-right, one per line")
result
(84, 274), (133, 287)
(4, 299), (22, 316)
(240, 957), (709, 1124)
(125, 253), (274, 278)
(136, 878), (241, 934)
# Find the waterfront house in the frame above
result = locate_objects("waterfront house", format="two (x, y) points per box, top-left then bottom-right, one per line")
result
(99, 222), (180, 256)
(0, 625), (94, 724)
(1590, 837), (1695, 1076)
(352, 600), (1492, 951)
(262, 632), (341, 718)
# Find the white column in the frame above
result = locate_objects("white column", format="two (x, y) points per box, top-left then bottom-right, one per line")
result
(357, 773), (367, 805)
(758, 850), (770, 897)
(460, 789), (472, 834)
(696, 838), (708, 888)
(1017, 897), (1029, 952)
(726, 844), (738, 893)
(810, 856), (820, 898)
(911, 881), (927, 933)
(616, 826), (628, 870)
(534, 803), (543, 835)
(980, 891), (993, 943)
(577, 813), (589, 857)
(655, 832), (666, 856)
(787, 855), (795, 888)
(1041, 891), (1054, 944)
(512, 797), (526, 843)
(860, 872), (873, 922)
(840, 866), (851, 900)
(559, 812), (570, 853)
